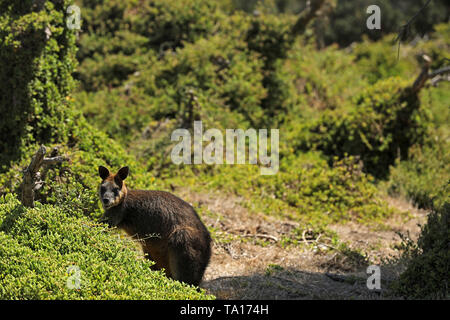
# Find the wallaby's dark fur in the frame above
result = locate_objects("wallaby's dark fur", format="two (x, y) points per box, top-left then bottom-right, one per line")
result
(98, 165), (211, 286)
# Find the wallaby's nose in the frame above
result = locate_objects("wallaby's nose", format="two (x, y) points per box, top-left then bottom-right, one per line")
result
(103, 198), (110, 205)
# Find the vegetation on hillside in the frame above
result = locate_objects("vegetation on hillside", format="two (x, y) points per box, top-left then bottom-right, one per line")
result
(0, 0), (448, 299)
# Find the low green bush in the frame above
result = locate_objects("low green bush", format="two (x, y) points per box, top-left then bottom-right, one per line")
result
(295, 77), (429, 178)
(387, 142), (450, 209)
(0, 0), (77, 165)
(390, 188), (449, 299)
(0, 194), (213, 299)
(167, 153), (395, 227)
(386, 80), (449, 209)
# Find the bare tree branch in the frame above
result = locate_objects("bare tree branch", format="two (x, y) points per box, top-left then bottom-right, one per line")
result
(42, 156), (68, 165)
(291, 0), (327, 36)
(21, 145), (46, 207)
(20, 145), (68, 207)
(429, 66), (450, 78)
(411, 55), (450, 93)
(430, 74), (450, 86)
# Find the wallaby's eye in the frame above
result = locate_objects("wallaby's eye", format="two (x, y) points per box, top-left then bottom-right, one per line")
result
(100, 186), (106, 193)
(113, 188), (120, 195)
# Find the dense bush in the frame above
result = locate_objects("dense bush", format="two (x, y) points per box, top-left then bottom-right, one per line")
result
(328, 0), (449, 47)
(386, 77), (449, 209)
(0, 194), (212, 299)
(167, 153), (395, 228)
(0, 0), (448, 300)
(387, 142), (450, 209)
(0, 0), (77, 165)
(75, 0), (229, 91)
(233, 0), (449, 47)
(295, 77), (429, 178)
(390, 190), (449, 299)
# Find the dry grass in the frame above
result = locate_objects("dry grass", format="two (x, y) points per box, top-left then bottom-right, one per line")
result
(174, 188), (428, 299)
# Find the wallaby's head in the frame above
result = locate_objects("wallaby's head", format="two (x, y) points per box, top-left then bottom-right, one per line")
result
(98, 166), (129, 211)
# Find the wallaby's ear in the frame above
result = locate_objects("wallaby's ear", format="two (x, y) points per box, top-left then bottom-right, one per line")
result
(99, 166), (110, 180)
(117, 166), (129, 181)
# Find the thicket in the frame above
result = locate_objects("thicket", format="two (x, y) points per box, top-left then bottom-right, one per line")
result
(295, 77), (428, 178)
(0, 0), (448, 299)
(232, 0), (450, 47)
(0, 0), (210, 299)
(390, 185), (449, 299)
(0, 194), (211, 299)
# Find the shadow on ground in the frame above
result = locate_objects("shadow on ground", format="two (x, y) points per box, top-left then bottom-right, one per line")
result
(202, 267), (391, 300)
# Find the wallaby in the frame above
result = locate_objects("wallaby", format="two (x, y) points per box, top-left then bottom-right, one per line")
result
(98, 165), (212, 286)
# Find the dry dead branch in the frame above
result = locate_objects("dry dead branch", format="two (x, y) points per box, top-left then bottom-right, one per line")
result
(291, 0), (327, 36)
(20, 145), (68, 207)
(411, 55), (450, 94)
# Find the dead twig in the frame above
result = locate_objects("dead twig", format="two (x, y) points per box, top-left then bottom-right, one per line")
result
(241, 233), (279, 242)
(411, 55), (450, 93)
(325, 273), (363, 284)
(20, 145), (68, 207)
(291, 0), (327, 36)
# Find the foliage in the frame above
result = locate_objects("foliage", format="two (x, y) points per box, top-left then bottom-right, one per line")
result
(0, 0), (209, 299)
(76, 0), (229, 91)
(0, 0), (77, 165)
(386, 80), (450, 209)
(0, 0), (155, 214)
(387, 141), (450, 209)
(390, 191), (449, 299)
(0, 194), (212, 299)
(295, 77), (429, 178)
(233, 0), (449, 47)
(0, 0), (448, 300)
(166, 153), (395, 228)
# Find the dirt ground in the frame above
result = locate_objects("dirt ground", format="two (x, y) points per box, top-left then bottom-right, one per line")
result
(177, 189), (428, 300)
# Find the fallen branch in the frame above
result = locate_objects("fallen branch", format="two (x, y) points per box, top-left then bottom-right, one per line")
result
(241, 233), (279, 242)
(20, 145), (68, 207)
(325, 273), (364, 285)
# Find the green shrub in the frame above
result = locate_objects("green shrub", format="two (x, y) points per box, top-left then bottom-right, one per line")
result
(386, 81), (449, 209)
(387, 142), (450, 209)
(322, 0), (449, 47)
(295, 77), (429, 178)
(0, 194), (212, 299)
(75, 28), (269, 153)
(390, 190), (449, 299)
(283, 41), (368, 114)
(352, 35), (416, 84)
(167, 153), (395, 227)
(76, 0), (228, 91)
(0, 0), (77, 165)
(0, 0), (156, 217)
(245, 11), (294, 65)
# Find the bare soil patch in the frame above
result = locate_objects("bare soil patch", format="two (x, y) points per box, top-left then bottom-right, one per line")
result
(176, 189), (428, 299)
